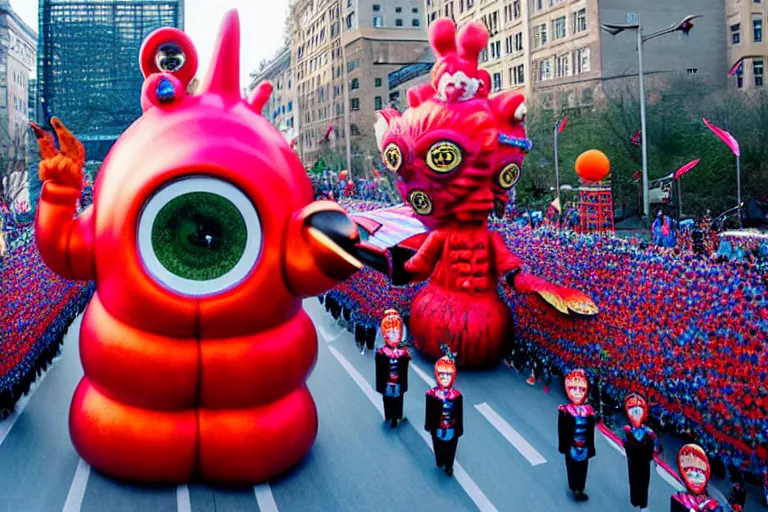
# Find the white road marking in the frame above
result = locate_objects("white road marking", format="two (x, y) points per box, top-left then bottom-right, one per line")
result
(253, 483), (279, 512)
(315, 323), (345, 343)
(656, 465), (684, 491)
(176, 485), (192, 512)
(327, 345), (497, 512)
(0, 353), (61, 448)
(474, 403), (547, 466)
(410, 361), (436, 387)
(61, 458), (91, 512)
(597, 429), (626, 456)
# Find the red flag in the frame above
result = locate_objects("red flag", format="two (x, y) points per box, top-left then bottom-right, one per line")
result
(633, 170), (642, 182)
(630, 130), (642, 146)
(729, 59), (744, 76)
(557, 116), (569, 134)
(703, 118), (740, 157)
(673, 158), (701, 180)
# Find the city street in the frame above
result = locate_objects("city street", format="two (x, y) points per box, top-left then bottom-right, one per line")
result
(0, 299), (734, 512)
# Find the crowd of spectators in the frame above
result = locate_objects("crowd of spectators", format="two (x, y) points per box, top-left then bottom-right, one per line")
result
(0, 178), (94, 416)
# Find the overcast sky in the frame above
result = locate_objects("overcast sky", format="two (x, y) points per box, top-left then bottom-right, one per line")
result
(12, 0), (290, 85)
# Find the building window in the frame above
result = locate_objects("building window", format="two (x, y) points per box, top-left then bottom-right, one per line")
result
(755, 59), (764, 86)
(373, 4), (380, 11)
(535, 0), (542, 11)
(514, 64), (525, 85)
(492, 72), (502, 91)
(479, 48), (489, 63)
(515, 32), (523, 52)
(686, 68), (698, 75)
(754, 16), (763, 42)
(348, 59), (360, 72)
(351, 78), (360, 90)
(413, 7), (419, 13)
(375, 96), (383, 110)
(374, 16), (383, 27)
(351, 98), (360, 111)
(538, 58), (552, 81)
(572, 8), (587, 34)
(555, 54), (569, 78)
(582, 88), (594, 106)
(513, 0), (521, 19)
(572, 48), (591, 74)
(346, 13), (356, 29)
(490, 40), (501, 59)
(731, 24), (741, 44)
(533, 24), (547, 48)
(396, 18), (403, 26)
(505, 35), (513, 54)
(350, 124), (361, 136)
(413, 18), (420, 27)
(396, 7), (402, 12)
(375, 77), (382, 87)
(552, 16), (566, 40)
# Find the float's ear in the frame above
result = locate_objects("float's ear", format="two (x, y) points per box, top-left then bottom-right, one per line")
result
(375, 109), (400, 151)
(407, 83), (437, 108)
(491, 91), (527, 123)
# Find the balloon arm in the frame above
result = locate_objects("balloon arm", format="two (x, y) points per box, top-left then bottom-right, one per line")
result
(403, 230), (445, 282)
(35, 183), (96, 281)
(506, 271), (599, 315)
(352, 243), (417, 286)
(491, 231), (524, 275)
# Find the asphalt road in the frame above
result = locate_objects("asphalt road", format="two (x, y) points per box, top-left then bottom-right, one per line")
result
(0, 299), (735, 512)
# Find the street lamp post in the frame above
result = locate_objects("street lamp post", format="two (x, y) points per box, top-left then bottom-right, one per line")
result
(601, 14), (701, 226)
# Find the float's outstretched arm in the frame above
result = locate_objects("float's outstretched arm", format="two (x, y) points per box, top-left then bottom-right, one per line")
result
(404, 229), (447, 282)
(492, 231), (599, 316)
(31, 118), (95, 281)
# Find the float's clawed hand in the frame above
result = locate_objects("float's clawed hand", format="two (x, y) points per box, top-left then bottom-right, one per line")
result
(507, 272), (598, 316)
(31, 117), (85, 190)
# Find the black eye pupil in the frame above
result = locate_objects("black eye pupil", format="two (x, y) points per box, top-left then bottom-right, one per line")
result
(156, 43), (186, 73)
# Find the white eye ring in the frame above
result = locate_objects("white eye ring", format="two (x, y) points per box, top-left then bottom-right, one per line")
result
(137, 176), (262, 297)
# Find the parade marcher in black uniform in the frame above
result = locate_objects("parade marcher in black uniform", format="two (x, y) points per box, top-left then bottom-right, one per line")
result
(622, 393), (660, 511)
(670, 444), (725, 512)
(558, 369), (596, 501)
(425, 345), (463, 477)
(374, 309), (410, 428)
(727, 464), (747, 512)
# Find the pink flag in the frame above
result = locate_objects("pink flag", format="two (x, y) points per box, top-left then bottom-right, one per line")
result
(673, 158), (701, 181)
(703, 118), (740, 157)
(630, 130), (642, 146)
(557, 116), (569, 134)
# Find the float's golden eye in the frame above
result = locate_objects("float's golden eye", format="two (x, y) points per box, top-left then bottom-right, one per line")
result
(383, 143), (403, 172)
(498, 163), (520, 189)
(408, 190), (433, 215)
(426, 141), (462, 173)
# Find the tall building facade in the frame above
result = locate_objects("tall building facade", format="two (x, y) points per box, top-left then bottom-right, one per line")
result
(726, 0), (767, 89)
(38, 0), (184, 161)
(0, 0), (37, 208)
(426, 0), (727, 111)
(286, 0), (429, 171)
(249, 48), (296, 143)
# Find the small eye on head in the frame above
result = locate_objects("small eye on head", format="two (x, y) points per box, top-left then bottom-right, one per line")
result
(156, 43), (186, 73)
(497, 162), (520, 189)
(426, 140), (462, 173)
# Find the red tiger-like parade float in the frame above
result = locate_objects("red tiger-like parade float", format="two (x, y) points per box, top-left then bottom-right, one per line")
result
(358, 18), (598, 367)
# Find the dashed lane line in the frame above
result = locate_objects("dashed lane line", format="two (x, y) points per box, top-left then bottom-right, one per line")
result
(61, 458), (91, 512)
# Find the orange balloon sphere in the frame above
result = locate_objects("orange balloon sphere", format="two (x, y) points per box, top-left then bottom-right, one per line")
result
(575, 150), (611, 183)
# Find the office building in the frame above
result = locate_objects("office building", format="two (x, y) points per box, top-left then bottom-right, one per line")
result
(38, 0), (184, 161)
(249, 48), (296, 143)
(0, 0), (37, 208)
(285, 0), (429, 171)
(726, 0), (767, 89)
(426, 0), (727, 110)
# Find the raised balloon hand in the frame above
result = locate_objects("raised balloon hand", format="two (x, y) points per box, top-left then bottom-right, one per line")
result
(30, 117), (85, 190)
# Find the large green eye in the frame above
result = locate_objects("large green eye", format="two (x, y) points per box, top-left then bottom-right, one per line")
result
(137, 177), (262, 296)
